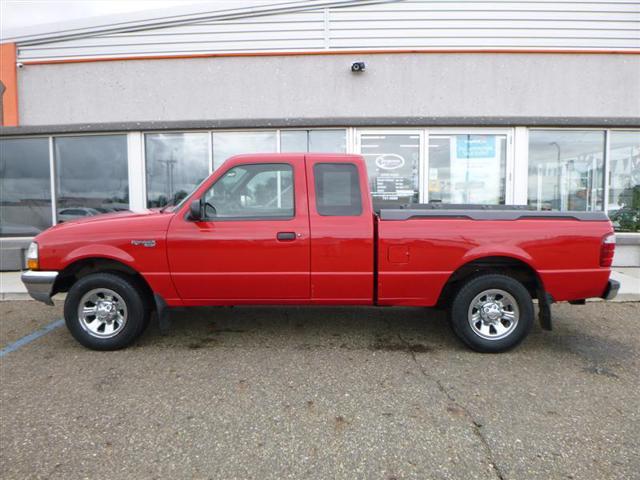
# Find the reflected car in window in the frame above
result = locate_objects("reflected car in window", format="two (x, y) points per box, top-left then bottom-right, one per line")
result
(57, 207), (101, 223)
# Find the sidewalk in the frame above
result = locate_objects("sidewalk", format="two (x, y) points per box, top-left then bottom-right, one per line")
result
(608, 268), (640, 302)
(2, 269), (638, 302)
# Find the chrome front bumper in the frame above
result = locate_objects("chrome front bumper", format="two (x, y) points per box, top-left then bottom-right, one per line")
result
(21, 270), (58, 305)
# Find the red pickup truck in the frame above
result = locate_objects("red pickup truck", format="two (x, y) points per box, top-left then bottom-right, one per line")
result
(22, 153), (619, 352)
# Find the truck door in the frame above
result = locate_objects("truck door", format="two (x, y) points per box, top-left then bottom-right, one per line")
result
(305, 154), (375, 304)
(167, 155), (310, 302)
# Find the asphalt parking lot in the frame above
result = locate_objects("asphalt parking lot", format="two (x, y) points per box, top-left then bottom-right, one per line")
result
(1, 300), (639, 480)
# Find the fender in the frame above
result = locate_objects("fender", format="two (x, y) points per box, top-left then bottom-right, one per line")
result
(454, 246), (552, 330)
(61, 244), (136, 269)
(58, 244), (181, 304)
(457, 245), (538, 273)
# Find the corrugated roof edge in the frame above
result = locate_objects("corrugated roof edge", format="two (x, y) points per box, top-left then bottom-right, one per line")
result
(1, 0), (395, 45)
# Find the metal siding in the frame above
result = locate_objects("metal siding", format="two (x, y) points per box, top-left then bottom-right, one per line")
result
(17, 1), (640, 61)
(328, 0), (640, 50)
(18, 11), (326, 60)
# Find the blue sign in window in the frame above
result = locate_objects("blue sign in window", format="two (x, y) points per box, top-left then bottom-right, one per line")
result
(456, 135), (496, 159)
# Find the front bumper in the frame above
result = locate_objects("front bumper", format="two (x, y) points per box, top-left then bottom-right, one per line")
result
(21, 270), (58, 305)
(601, 279), (620, 301)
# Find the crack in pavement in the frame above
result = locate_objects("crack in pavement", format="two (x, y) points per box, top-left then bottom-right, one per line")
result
(395, 331), (507, 480)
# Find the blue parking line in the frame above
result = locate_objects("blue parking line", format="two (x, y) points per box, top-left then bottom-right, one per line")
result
(0, 319), (65, 358)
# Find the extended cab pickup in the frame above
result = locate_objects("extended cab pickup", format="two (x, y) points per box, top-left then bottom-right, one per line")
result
(22, 154), (619, 352)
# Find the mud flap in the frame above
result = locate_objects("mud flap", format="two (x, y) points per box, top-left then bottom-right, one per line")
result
(537, 290), (553, 331)
(154, 293), (171, 335)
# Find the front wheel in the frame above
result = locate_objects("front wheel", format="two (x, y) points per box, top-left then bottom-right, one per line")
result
(450, 274), (534, 353)
(64, 272), (150, 350)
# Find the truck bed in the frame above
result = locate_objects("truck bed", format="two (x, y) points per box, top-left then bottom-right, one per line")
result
(375, 206), (612, 306)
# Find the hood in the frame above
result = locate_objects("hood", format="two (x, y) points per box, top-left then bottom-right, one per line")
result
(36, 209), (175, 242)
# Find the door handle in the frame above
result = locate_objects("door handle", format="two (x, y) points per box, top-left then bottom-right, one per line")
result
(276, 232), (296, 241)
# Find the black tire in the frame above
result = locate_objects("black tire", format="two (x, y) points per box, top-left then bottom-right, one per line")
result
(449, 274), (533, 353)
(64, 272), (150, 350)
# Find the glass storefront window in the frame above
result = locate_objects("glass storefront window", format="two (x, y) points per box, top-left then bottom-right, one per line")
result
(359, 132), (420, 208)
(281, 130), (346, 153)
(428, 134), (507, 204)
(0, 138), (52, 236)
(212, 131), (277, 170)
(145, 133), (209, 208)
(280, 130), (307, 152)
(528, 130), (605, 211)
(310, 130), (346, 153)
(54, 135), (129, 221)
(608, 131), (640, 232)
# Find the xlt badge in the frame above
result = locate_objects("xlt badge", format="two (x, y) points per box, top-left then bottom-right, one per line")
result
(131, 239), (156, 247)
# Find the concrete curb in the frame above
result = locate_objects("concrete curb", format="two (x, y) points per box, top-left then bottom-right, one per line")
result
(0, 292), (67, 302)
(1, 293), (37, 301)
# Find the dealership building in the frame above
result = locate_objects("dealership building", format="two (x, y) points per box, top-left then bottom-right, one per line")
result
(1, 0), (639, 270)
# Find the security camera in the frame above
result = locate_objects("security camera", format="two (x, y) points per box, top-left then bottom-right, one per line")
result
(16, 62), (24, 69)
(351, 61), (365, 72)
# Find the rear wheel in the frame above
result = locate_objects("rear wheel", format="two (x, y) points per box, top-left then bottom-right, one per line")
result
(450, 274), (533, 353)
(64, 272), (150, 350)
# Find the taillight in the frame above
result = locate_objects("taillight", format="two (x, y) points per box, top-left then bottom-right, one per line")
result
(600, 233), (615, 267)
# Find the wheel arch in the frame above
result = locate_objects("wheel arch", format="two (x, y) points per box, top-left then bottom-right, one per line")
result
(437, 255), (544, 308)
(53, 257), (154, 304)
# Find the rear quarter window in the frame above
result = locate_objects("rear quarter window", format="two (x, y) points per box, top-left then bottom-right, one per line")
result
(314, 163), (362, 216)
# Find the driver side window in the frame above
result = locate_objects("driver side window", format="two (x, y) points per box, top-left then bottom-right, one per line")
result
(203, 163), (294, 219)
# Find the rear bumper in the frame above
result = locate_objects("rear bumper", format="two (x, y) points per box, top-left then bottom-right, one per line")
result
(21, 270), (58, 305)
(601, 279), (620, 301)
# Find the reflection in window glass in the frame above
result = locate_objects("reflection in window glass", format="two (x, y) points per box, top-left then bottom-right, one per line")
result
(310, 130), (346, 153)
(608, 131), (640, 232)
(203, 163), (293, 218)
(54, 135), (129, 221)
(314, 163), (362, 216)
(360, 133), (420, 208)
(0, 138), (52, 236)
(429, 134), (507, 204)
(528, 131), (604, 211)
(281, 130), (347, 153)
(212, 131), (276, 169)
(145, 133), (209, 208)
(280, 131), (307, 152)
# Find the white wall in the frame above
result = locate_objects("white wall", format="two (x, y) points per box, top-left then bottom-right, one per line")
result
(18, 53), (640, 126)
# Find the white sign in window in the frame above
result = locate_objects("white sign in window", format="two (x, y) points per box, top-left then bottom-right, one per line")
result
(359, 132), (420, 208)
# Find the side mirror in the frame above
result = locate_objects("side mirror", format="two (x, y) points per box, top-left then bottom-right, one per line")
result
(189, 199), (202, 221)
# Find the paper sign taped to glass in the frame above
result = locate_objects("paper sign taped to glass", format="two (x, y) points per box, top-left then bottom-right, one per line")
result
(366, 153), (418, 202)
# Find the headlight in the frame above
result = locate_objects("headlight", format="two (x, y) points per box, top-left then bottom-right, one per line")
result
(26, 242), (39, 270)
